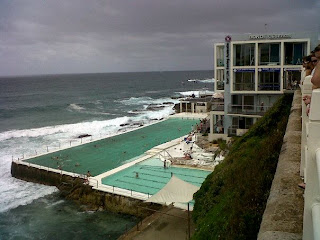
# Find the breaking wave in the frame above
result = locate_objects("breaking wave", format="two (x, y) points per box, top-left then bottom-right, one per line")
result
(187, 78), (215, 83)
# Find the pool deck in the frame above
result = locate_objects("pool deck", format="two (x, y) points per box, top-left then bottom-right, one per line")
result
(169, 112), (208, 119)
(13, 113), (210, 210)
(88, 133), (211, 210)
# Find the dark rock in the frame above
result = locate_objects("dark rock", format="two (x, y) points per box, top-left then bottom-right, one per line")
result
(78, 134), (92, 138)
(146, 105), (165, 111)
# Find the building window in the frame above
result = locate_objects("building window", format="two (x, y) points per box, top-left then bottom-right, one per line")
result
(284, 42), (306, 65)
(232, 117), (254, 129)
(283, 70), (301, 90)
(234, 43), (255, 66)
(258, 71), (280, 91)
(216, 69), (224, 90)
(216, 46), (224, 67)
(259, 43), (280, 65)
(234, 71), (255, 91)
(243, 96), (254, 110)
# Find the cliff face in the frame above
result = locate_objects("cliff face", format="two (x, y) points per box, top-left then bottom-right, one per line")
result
(192, 94), (293, 240)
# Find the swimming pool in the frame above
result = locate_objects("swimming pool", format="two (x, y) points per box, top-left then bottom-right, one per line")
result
(101, 158), (211, 196)
(25, 118), (199, 176)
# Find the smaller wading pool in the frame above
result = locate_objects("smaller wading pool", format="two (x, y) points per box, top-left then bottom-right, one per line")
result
(101, 158), (211, 196)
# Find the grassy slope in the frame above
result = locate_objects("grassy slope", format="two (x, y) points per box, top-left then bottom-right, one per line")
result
(192, 94), (293, 240)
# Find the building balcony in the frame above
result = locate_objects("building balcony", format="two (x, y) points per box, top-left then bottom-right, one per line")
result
(228, 104), (270, 116)
(258, 83), (280, 91)
(211, 102), (224, 111)
(227, 127), (249, 137)
(233, 83), (255, 91)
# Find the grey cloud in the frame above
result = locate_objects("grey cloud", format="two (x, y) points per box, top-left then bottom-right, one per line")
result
(0, 0), (318, 75)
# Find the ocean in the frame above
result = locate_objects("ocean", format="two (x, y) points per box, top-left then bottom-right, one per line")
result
(0, 70), (213, 239)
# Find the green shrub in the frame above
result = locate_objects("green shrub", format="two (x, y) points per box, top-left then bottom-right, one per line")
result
(192, 94), (293, 240)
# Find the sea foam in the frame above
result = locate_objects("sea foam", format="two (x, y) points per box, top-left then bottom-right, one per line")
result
(187, 78), (215, 83)
(0, 96), (178, 212)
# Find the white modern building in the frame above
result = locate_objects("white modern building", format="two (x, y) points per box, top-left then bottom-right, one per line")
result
(209, 32), (319, 140)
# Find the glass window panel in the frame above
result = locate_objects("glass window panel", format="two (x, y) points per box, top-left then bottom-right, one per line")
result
(232, 117), (239, 126)
(260, 44), (269, 64)
(234, 44), (255, 66)
(216, 69), (224, 90)
(270, 44), (280, 63)
(259, 43), (280, 65)
(293, 44), (303, 65)
(285, 42), (306, 65)
(234, 72), (255, 90)
(245, 118), (254, 128)
(283, 70), (301, 90)
(258, 72), (280, 91)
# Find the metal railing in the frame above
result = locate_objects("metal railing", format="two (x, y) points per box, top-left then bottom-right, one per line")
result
(301, 77), (320, 239)
(258, 83), (280, 91)
(233, 83), (255, 91)
(228, 104), (270, 116)
(227, 127), (249, 137)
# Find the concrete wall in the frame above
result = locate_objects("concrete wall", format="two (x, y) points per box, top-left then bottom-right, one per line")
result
(11, 162), (159, 218)
(258, 90), (303, 240)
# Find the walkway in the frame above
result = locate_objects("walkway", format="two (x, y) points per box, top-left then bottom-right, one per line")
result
(119, 207), (195, 240)
(258, 90), (304, 239)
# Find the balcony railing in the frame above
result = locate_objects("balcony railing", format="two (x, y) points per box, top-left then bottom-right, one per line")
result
(258, 83), (280, 91)
(228, 104), (270, 116)
(227, 127), (249, 137)
(211, 102), (224, 111)
(233, 83), (255, 91)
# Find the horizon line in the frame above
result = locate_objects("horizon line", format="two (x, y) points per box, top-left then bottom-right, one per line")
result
(0, 69), (213, 78)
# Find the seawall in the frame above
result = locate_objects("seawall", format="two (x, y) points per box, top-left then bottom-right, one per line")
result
(11, 162), (160, 218)
(258, 89), (303, 239)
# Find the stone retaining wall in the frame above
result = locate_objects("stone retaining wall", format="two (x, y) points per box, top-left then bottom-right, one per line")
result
(258, 90), (303, 240)
(11, 162), (159, 218)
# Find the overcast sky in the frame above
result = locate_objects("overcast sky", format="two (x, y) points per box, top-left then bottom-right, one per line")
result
(0, 0), (319, 76)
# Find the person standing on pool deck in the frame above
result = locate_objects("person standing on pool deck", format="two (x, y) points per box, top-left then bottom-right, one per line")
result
(164, 159), (167, 169)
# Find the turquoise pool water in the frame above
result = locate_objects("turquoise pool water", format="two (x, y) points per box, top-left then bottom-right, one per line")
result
(101, 158), (211, 196)
(25, 118), (199, 176)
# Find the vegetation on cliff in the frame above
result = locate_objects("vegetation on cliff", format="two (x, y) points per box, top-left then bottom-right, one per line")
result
(192, 94), (293, 240)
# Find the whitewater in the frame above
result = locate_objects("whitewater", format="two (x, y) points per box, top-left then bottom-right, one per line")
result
(0, 71), (213, 239)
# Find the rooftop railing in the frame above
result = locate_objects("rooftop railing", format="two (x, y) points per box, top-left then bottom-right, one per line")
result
(301, 76), (320, 240)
